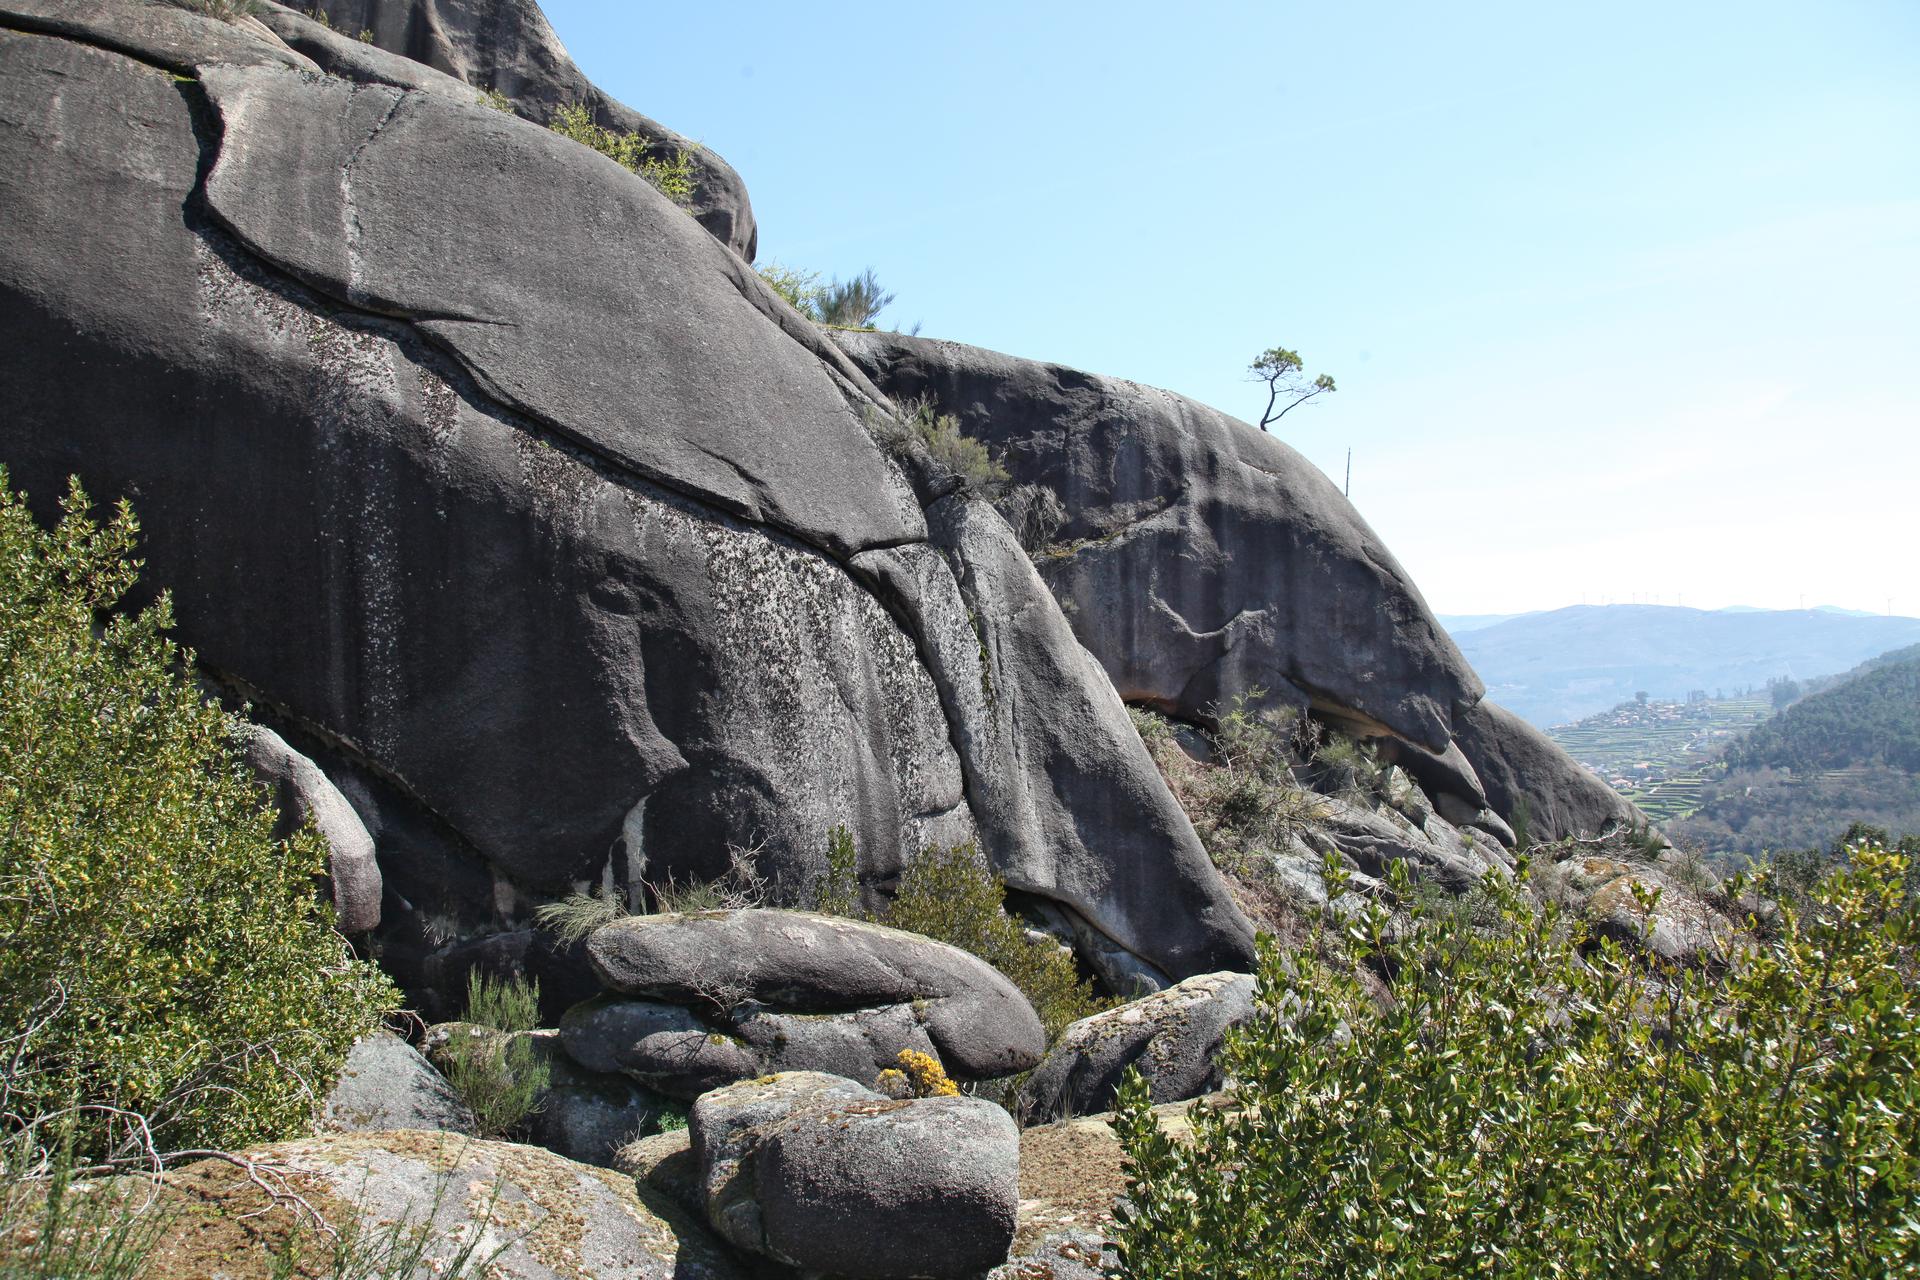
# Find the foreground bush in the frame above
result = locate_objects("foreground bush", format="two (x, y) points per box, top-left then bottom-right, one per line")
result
(0, 473), (393, 1163)
(1113, 847), (1920, 1278)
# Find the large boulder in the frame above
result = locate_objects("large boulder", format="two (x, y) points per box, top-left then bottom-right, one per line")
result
(586, 910), (1046, 1075)
(294, 0), (757, 258)
(320, 1031), (475, 1135)
(1453, 699), (1645, 842)
(148, 1130), (744, 1279)
(0, 7), (1253, 1001)
(1018, 972), (1255, 1124)
(832, 330), (1483, 755)
(691, 1071), (1021, 1278)
(242, 722), (383, 932)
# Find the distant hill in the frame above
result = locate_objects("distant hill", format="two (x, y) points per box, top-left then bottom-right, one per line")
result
(1451, 605), (1920, 727)
(1723, 644), (1920, 774)
(1667, 645), (1920, 860)
(1437, 613), (1525, 634)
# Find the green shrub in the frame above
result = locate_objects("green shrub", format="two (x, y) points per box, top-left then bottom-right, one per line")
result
(813, 825), (861, 916)
(547, 103), (695, 206)
(441, 973), (548, 1139)
(814, 269), (894, 329)
(531, 889), (624, 945)
(1112, 845), (1920, 1278)
(881, 843), (1105, 1040)
(0, 472), (393, 1162)
(901, 398), (1009, 498)
(757, 262), (827, 317)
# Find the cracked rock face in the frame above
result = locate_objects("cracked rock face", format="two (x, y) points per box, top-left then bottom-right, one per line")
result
(0, 0), (1254, 997)
(285, 0), (759, 259)
(833, 330), (1482, 753)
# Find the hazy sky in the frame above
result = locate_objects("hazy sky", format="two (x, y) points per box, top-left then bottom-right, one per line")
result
(543, 1), (1918, 617)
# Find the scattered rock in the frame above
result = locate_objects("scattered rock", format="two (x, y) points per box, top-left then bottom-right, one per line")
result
(148, 1130), (744, 1279)
(1019, 973), (1255, 1123)
(691, 1071), (1020, 1278)
(1534, 852), (1734, 965)
(320, 1031), (475, 1135)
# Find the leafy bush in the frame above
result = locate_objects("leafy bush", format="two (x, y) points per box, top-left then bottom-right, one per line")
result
(880, 843), (1104, 1039)
(815, 268), (895, 328)
(547, 103), (695, 206)
(440, 973), (548, 1139)
(1112, 845), (1920, 1278)
(876, 1049), (959, 1099)
(0, 472), (393, 1162)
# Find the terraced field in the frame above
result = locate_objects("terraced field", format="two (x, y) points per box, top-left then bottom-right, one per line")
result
(1547, 697), (1775, 823)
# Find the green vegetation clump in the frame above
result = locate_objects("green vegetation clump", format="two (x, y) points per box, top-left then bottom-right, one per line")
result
(440, 972), (548, 1139)
(756, 262), (827, 317)
(1131, 697), (1324, 883)
(900, 397), (1008, 498)
(0, 472), (393, 1162)
(756, 263), (900, 330)
(813, 825), (861, 916)
(1112, 846), (1920, 1278)
(547, 103), (695, 206)
(879, 842), (1104, 1040)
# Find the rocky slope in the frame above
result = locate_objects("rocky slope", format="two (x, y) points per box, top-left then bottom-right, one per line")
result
(0, 0), (1251, 999)
(833, 330), (1643, 844)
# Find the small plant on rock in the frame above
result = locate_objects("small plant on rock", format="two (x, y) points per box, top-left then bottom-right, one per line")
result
(547, 103), (695, 207)
(441, 972), (548, 1139)
(878, 1049), (959, 1099)
(900, 397), (1009, 499)
(882, 842), (1105, 1040)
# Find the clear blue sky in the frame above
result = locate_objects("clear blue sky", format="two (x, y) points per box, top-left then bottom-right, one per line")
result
(545, 1), (1919, 617)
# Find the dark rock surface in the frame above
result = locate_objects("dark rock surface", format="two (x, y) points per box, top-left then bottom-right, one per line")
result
(586, 910), (1046, 1077)
(832, 330), (1483, 753)
(297, 0), (757, 258)
(320, 1032), (475, 1134)
(243, 723), (383, 933)
(1018, 973), (1255, 1124)
(0, 0), (316, 74)
(691, 1071), (1019, 1278)
(254, 0), (486, 99)
(559, 997), (758, 1101)
(1453, 699), (1645, 841)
